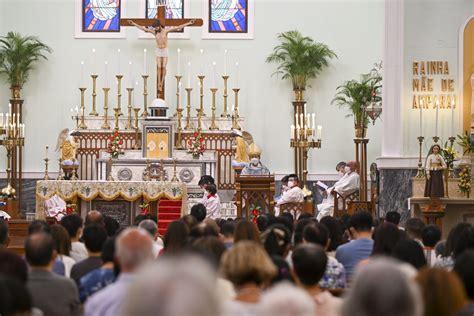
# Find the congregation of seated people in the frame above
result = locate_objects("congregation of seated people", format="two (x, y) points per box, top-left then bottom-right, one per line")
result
(2, 205), (474, 316)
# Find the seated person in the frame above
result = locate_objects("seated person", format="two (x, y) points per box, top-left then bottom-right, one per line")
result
(44, 194), (67, 221)
(316, 161), (360, 221)
(203, 184), (221, 219)
(275, 174), (304, 216)
(274, 175), (289, 201)
(241, 143), (270, 176)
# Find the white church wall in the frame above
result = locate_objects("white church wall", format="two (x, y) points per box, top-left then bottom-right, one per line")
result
(403, 0), (474, 158)
(0, 0), (383, 177)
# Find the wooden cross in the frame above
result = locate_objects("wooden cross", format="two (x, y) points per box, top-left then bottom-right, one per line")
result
(120, 6), (203, 100)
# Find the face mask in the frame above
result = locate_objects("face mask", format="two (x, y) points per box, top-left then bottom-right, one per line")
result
(288, 181), (295, 188)
(344, 166), (351, 173)
(250, 158), (259, 165)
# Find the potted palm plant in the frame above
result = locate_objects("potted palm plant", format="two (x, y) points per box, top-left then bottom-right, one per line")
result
(266, 30), (336, 101)
(0, 32), (52, 99)
(332, 69), (382, 138)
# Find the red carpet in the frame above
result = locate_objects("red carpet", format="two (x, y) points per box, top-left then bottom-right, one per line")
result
(157, 199), (182, 236)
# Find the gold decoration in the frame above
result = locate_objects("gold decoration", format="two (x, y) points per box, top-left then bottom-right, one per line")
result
(90, 75), (99, 116)
(78, 88), (88, 129)
(126, 87), (134, 130)
(133, 108), (140, 150)
(174, 75), (182, 117)
(115, 75), (123, 115)
(198, 75), (206, 117)
(232, 88), (241, 130)
(142, 75), (149, 117)
(184, 88), (193, 130)
(209, 88), (219, 130)
(102, 87), (111, 130)
(221, 75), (230, 117)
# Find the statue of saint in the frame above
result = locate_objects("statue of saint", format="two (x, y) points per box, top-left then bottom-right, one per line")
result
(128, 18), (195, 93)
(56, 128), (78, 162)
(424, 144), (447, 197)
(241, 143), (270, 176)
(232, 129), (251, 167)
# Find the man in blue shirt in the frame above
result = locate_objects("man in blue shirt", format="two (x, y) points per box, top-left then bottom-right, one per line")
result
(335, 211), (374, 281)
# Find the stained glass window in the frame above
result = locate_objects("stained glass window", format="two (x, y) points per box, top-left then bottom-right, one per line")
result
(146, 0), (184, 20)
(209, 0), (248, 33)
(83, 0), (121, 32)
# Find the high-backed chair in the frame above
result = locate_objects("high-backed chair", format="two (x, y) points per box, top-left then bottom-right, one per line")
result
(333, 190), (359, 218)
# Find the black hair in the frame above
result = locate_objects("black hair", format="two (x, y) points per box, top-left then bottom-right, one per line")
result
(303, 223), (329, 248)
(101, 237), (116, 263)
(60, 214), (83, 238)
(280, 175), (289, 184)
(294, 218), (315, 246)
(443, 223), (471, 257)
(391, 239), (427, 270)
(181, 214), (198, 230)
(335, 161), (347, 171)
(453, 250), (474, 300)
(292, 244), (327, 286)
(275, 214), (294, 235)
(405, 217), (425, 240)
(422, 225), (442, 248)
(256, 214), (271, 232)
(221, 220), (235, 237)
(206, 184), (217, 195)
(191, 236), (226, 269)
(320, 216), (346, 251)
(0, 219), (8, 245)
(152, 20), (162, 28)
(349, 211), (373, 232)
(270, 255), (294, 285)
(372, 222), (403, 256)
(82, 225), (108, 253)
(104, 215), (120, 237)
(385, 211), (401, 225)
(453, 226), (474, 259)
(163, 220), (189, 254)
(0, 250), (28, 283)
(287, 174), (299, 182)
(24, 233), (55, 267)
(28, 220), (51, 235)
(0, 276), (32, 316)
(198, 175), (215, 186)
(261, 224), (291, 257)
(190, 203), (207, 222)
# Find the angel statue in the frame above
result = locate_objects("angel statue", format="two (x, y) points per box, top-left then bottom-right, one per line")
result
(231, 129), (253, 168)
(56, 128), (78, 163)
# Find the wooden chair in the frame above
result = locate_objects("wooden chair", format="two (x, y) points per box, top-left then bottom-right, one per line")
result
(333, 190), (359, 218)
(280, 202), (305, 219)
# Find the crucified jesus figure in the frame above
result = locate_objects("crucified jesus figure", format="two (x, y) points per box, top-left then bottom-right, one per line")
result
(128, 19), (195, 94)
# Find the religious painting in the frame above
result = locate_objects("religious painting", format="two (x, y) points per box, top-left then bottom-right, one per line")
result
(143, 124), (173, 159)
(202, 0), (254, 39)
(75, 0), (126, 38)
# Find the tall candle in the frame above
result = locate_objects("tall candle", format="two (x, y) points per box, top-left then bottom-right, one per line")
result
(104, 61), (109, 87)
(419, 99), (423, 136)
(80, 61), (85, 87)
(291, 125), (295, 139)
(45, 145), (49, 158)
(300, 113), (304, 128)
(304, 103), (307, 117)
(8, 103), (11, 117)
(317, 125), (323, 140)
(435, 99), (439, 136)
(143, 48), (147, 74)
(128, 61), (133, 87)
(187, 62), (191, 87)
(177, 48), (181, 75)
(200, 49), (204, 75)
(235, 62), (239, 87)
(451, 98), (455, 136)
(312, 113), (315, 130)
(212, 61), (216, 87)
(0, 113), (3, 128)
(117, 48), (121, 74)
(224, 49), (228, 75)
(92, 48), (96, 74)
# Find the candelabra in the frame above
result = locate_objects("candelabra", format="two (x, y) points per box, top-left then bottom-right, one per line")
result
(209, 88), (219, 130)
(113, 107), (121, 130)
(184, 88), (193, 130)
(101, 88), (111, 130)
(171, 158), (179, 182)
(126, 88), (134, 130)
(232, 88), (241, 130)
(78, 88), (88, 129)
(221, 76), (230, 117)
(448, 136), (456, 178)
(198, 76), (206, 117)
(415, 136), (426, 178)
(90, 75), (99, 116)
(133, 108), (141, 150)
(174, 75), (182, 117)
(116, 75), (123, 115)
(290, 126), (321, 196)
(0, 124), (25, 195)
(142, 75), (150, 117)
(175, 108), (184, 149)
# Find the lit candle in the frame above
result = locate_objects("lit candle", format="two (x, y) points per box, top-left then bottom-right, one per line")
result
(143, 48), (147, 74)
(312, 113), (315, 130)
(451, 98), (455, 137)
(306, 114), (310, 128)
(128, 61), (133, 87)
(117, 48), (121, 74)
(296, 125), (300, 140)
(295, 114), (298, 126)
(104, 61), (108, 87)
(419, 99), (423, 136)
(235, 62), (239, 87)
(317, 125), (323, 140)
(12, 123), (15, 137)
(75, 106), (79, 115)
(12, 114), (15, 128)
(177, 48), (181, 75)
(5, 114), (8, 127)
(80, 61), (85, 87)
(212, 61), (216, 87)
(0, 113), (3, 128)
(45, 145), (49, 158)
(291, 124), (295, 139)
(8, 103), (11, 117)
(300, 113), (304, 128)
(435, 99), (439, 136)
(187, 62), (191, 87)
(304, 103), (307, 117)
(224, 49), (228, 75)
(200, 49), (204, 75)
(92, 48), (96, 74)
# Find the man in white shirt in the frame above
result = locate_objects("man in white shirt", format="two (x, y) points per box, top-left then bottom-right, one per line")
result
(317, 161), (360, 221)
(275, 174), (305, 216)
(61, 214), (88, 262)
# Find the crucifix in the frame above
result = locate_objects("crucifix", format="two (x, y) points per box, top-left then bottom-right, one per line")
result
(120, 6), (203, 100)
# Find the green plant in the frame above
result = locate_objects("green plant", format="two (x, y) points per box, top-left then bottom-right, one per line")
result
(332, 70), (382, 128)
(457, 131), (474, 155)
(266, 30), (336, 90)
(0, 32), (52, 88)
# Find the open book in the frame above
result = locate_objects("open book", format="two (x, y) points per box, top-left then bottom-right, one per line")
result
(316, 181), (329, 190)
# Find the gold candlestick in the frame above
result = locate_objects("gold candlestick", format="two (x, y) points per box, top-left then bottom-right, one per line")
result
(171, 158), (178, 182)
(221, 75), (230, 117)
(113, 107), (121, 130)
(116, 75), (123, 115)
(133, 108), (140, 150)
(415, 136), (425, 178)
(209, 88), (219, 130)
(57, 157), (64, 180)
(102, 88), (111, 130)
(174, 75), (182, 117)
(126, 88), (134, 130)
(43, 157), (51, 180)
(175, 108), (184, 149)
(198, 75), (206, 117)
(78, 88), (88, 129)
(232, 88), (241, 130)
(90, 75), (99, 116)
(107, 156), (114, 181)
(184, 88), (193, 130)
(142, 75), (149, 117)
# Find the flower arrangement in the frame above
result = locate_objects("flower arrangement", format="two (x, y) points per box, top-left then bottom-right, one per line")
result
(459, 166), (471, 198)
(107, 130), (124, 158)
(250, 204), (262, 224)
(139, 202), (150, 215)
(65, 203), (76, 214)
(440, 142), (459, 167)
(187, 131), (206, 158)
(457, 131), (474, 155)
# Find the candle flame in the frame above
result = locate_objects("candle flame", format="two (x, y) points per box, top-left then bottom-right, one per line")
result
(177, 48), (181, 53)
(117, 48), (121, 53)
(144, 48), (147, 53)
(105, 61), (108, 65)
(92, 48), (96, 53)
(213, 61), (216, 66)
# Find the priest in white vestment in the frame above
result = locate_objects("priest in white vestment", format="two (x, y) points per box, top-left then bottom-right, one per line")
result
(274, 174), (304, 216)
(316, 161), (360, 221)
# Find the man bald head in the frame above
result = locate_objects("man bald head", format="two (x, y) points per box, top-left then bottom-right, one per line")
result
(116, 227), (154, 273)
(25, 233), (55, 268)
(85, 210), (104, 227)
